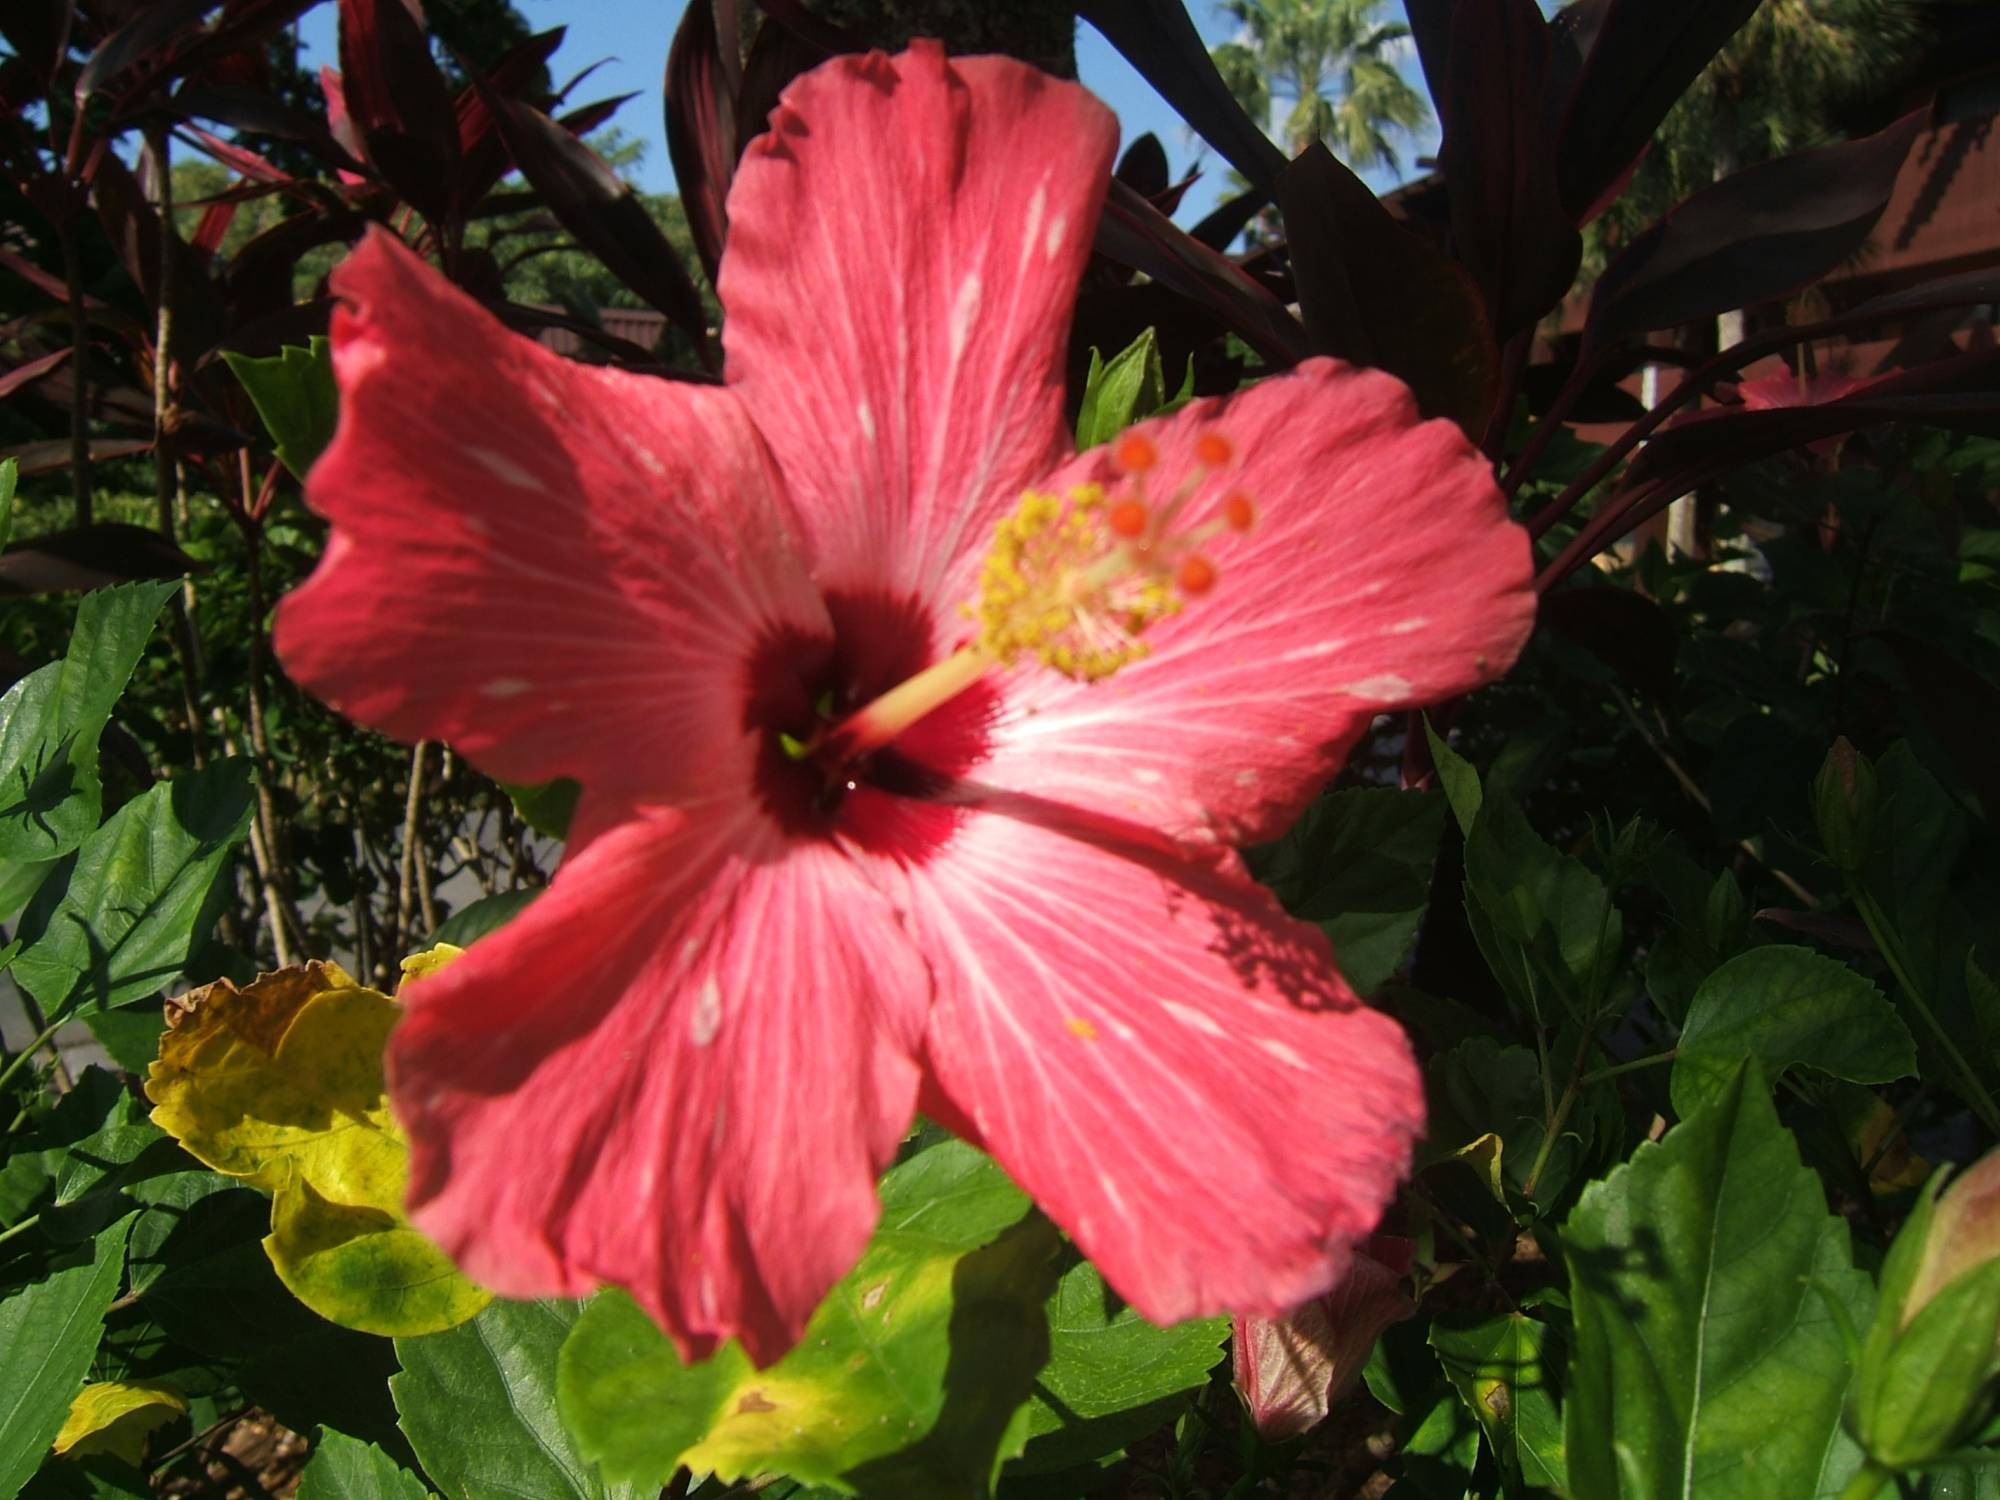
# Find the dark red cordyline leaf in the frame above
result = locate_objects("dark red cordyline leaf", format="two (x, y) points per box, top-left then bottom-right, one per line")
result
(1115, 132), (1171, 199)
(75, 0), (219, 106)
(454, 25), (569, 219)
(1078, 0), (1286, 192)
(1439, 0), (1579, 341)
(1543, 347), (2000, 587)
(1582, 110), (1930, 358)
(180, 123), (292, 183)
(337, 0), (459, 224)
(1866, 630), (2000, 816)
(665, 0), (736, 284)
(1554, 0), (1762, 224)
(1189, 186), (1268, 251)
(89, 147), (226, 351)
(227, 209), (366, 324)
(2, 437), (154, 475)
(0, 348), (72, 400)
(735, 15), (825, 155)
(1096, 178), (1307, 367)
(190, 199), (236, 258)
(1275, 142), (1497, 439)
(0, 0), (75, 89)
(1537, 584), (1677, 701)
(746, 0), (856, 57)
(0, 524), (200, 594)
(478, 85), (711, 350)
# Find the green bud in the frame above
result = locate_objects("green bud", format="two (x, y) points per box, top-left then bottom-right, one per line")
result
(1813, 737), (1877, 872)
(1851, 1150), (2000, 1466)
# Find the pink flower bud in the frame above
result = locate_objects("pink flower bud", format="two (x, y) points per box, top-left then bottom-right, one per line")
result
(1232, 1235), (1416, 1440)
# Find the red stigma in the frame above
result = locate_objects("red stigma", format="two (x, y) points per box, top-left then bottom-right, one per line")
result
(1224, 492), (1256, 532)
(1109, 499), (1149, 538)
(1116, 433), (1158, 473)
(1177, 555), (1217, 596)
(1196, 432), (1233, 467)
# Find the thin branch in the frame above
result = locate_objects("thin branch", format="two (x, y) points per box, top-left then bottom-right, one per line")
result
(394, 741), (431, 959)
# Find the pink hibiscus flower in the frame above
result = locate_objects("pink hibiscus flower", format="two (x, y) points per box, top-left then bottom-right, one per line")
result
(275, 43), (1535, 1364)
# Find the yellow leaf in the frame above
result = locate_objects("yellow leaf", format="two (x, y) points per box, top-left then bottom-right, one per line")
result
(1453, 1132), (1508, 1204)
(53, 1381), (185, 1465)
(146, 962), (490, 1336)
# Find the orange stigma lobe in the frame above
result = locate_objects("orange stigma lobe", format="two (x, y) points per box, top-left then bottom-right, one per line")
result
(1177, 554), (1217, 596)
(1225, 491), (1256, 532)
(1196, 432), (1234, 467)
(1116, 433), (1158, 473)
(1109, 498), (1149, 538)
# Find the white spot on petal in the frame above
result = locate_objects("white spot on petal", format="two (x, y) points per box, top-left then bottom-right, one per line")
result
(1233, 769), (1259, 788)
(1343, 673), (1413, 701)
(1044, 212), (1068, 260)
(1388, 616), (1430, 635)
(467, 445), (539, 490)
(1256, 1036), (1309, 1070)
(949, 273), (982, 363)
(1161, 999), (1226, 1039)
(481, 677), (531, 698)
(1020, 184), (1046, 270)
(691, 976), (723, 1045)
(856, 399), (875, 441)
(1131, 767), (1163, 785)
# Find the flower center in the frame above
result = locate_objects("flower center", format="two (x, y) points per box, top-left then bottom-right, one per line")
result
(751, 430), (1254, 843)
(819, 427), (1254, 760)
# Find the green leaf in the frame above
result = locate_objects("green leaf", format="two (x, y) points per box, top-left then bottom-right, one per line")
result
(1563, 1062), (1872, 1500)
(1429, 1312), (1566, 1491)
(10, 760), (254, 1056)
(1423, 717), (1481, 836)
(0, 456), (16, 553)
(1246, 787), (1447, 996)
(429, 889), (541, 949)
(0, 580), (179, 862)
(1671, 946), (1916, 1116)
(1463, 786), (1622, 1024)
(1075, 328), (1167, 449)
(1009, 1252), (1227, 1475)
(499, 779), (579, 841)
(296, 1431), (432, 1500)
(557, 1140), (1062, 1497)
(393, 1298), (652, 1500)
(0, 1221), (132, 1498)
(224, 337), (338, 479)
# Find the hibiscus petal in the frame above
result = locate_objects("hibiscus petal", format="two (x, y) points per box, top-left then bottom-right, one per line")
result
(720, 43), (1118, 615)
(389, 806), (928, 1363)
(860, 798), (1423, 1327)
(965, 359), (1536, 846)
(275, 229), (826, 801)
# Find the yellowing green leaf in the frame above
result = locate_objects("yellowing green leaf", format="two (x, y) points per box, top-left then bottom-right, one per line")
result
(53, 1380), (186, 1464)
(398, 943), (464, 990)
(144, 962), (489, 1336)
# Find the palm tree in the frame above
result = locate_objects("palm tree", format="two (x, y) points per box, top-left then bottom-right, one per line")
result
(1209, 0), (1431, 174)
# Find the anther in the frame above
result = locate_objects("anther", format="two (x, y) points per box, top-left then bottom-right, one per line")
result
(1196, 432), (1234, 467)
(1109, 499), (1149, 538)
(1177, 554), (1217, 596)
(1116, 433), (1158, 473)
(1224, 491), (1256, 532)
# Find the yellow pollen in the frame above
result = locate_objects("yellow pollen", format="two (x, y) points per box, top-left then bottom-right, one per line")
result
(1066, 1016), (1099, 1040)
(974, 437), (1257, 684)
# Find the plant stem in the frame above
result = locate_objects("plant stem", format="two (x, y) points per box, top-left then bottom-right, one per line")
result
(1579, 1050), (1677, 1087)
(0, 1017), (66, 1100)
(394, 742), (430, 958)
(1850, 884), (2000, 1135)
(0, 1212), (42, 1250)
(1522, 1033), (1592, 1200)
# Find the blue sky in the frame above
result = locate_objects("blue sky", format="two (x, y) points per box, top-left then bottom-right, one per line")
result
(294, 1), (1437, 225)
